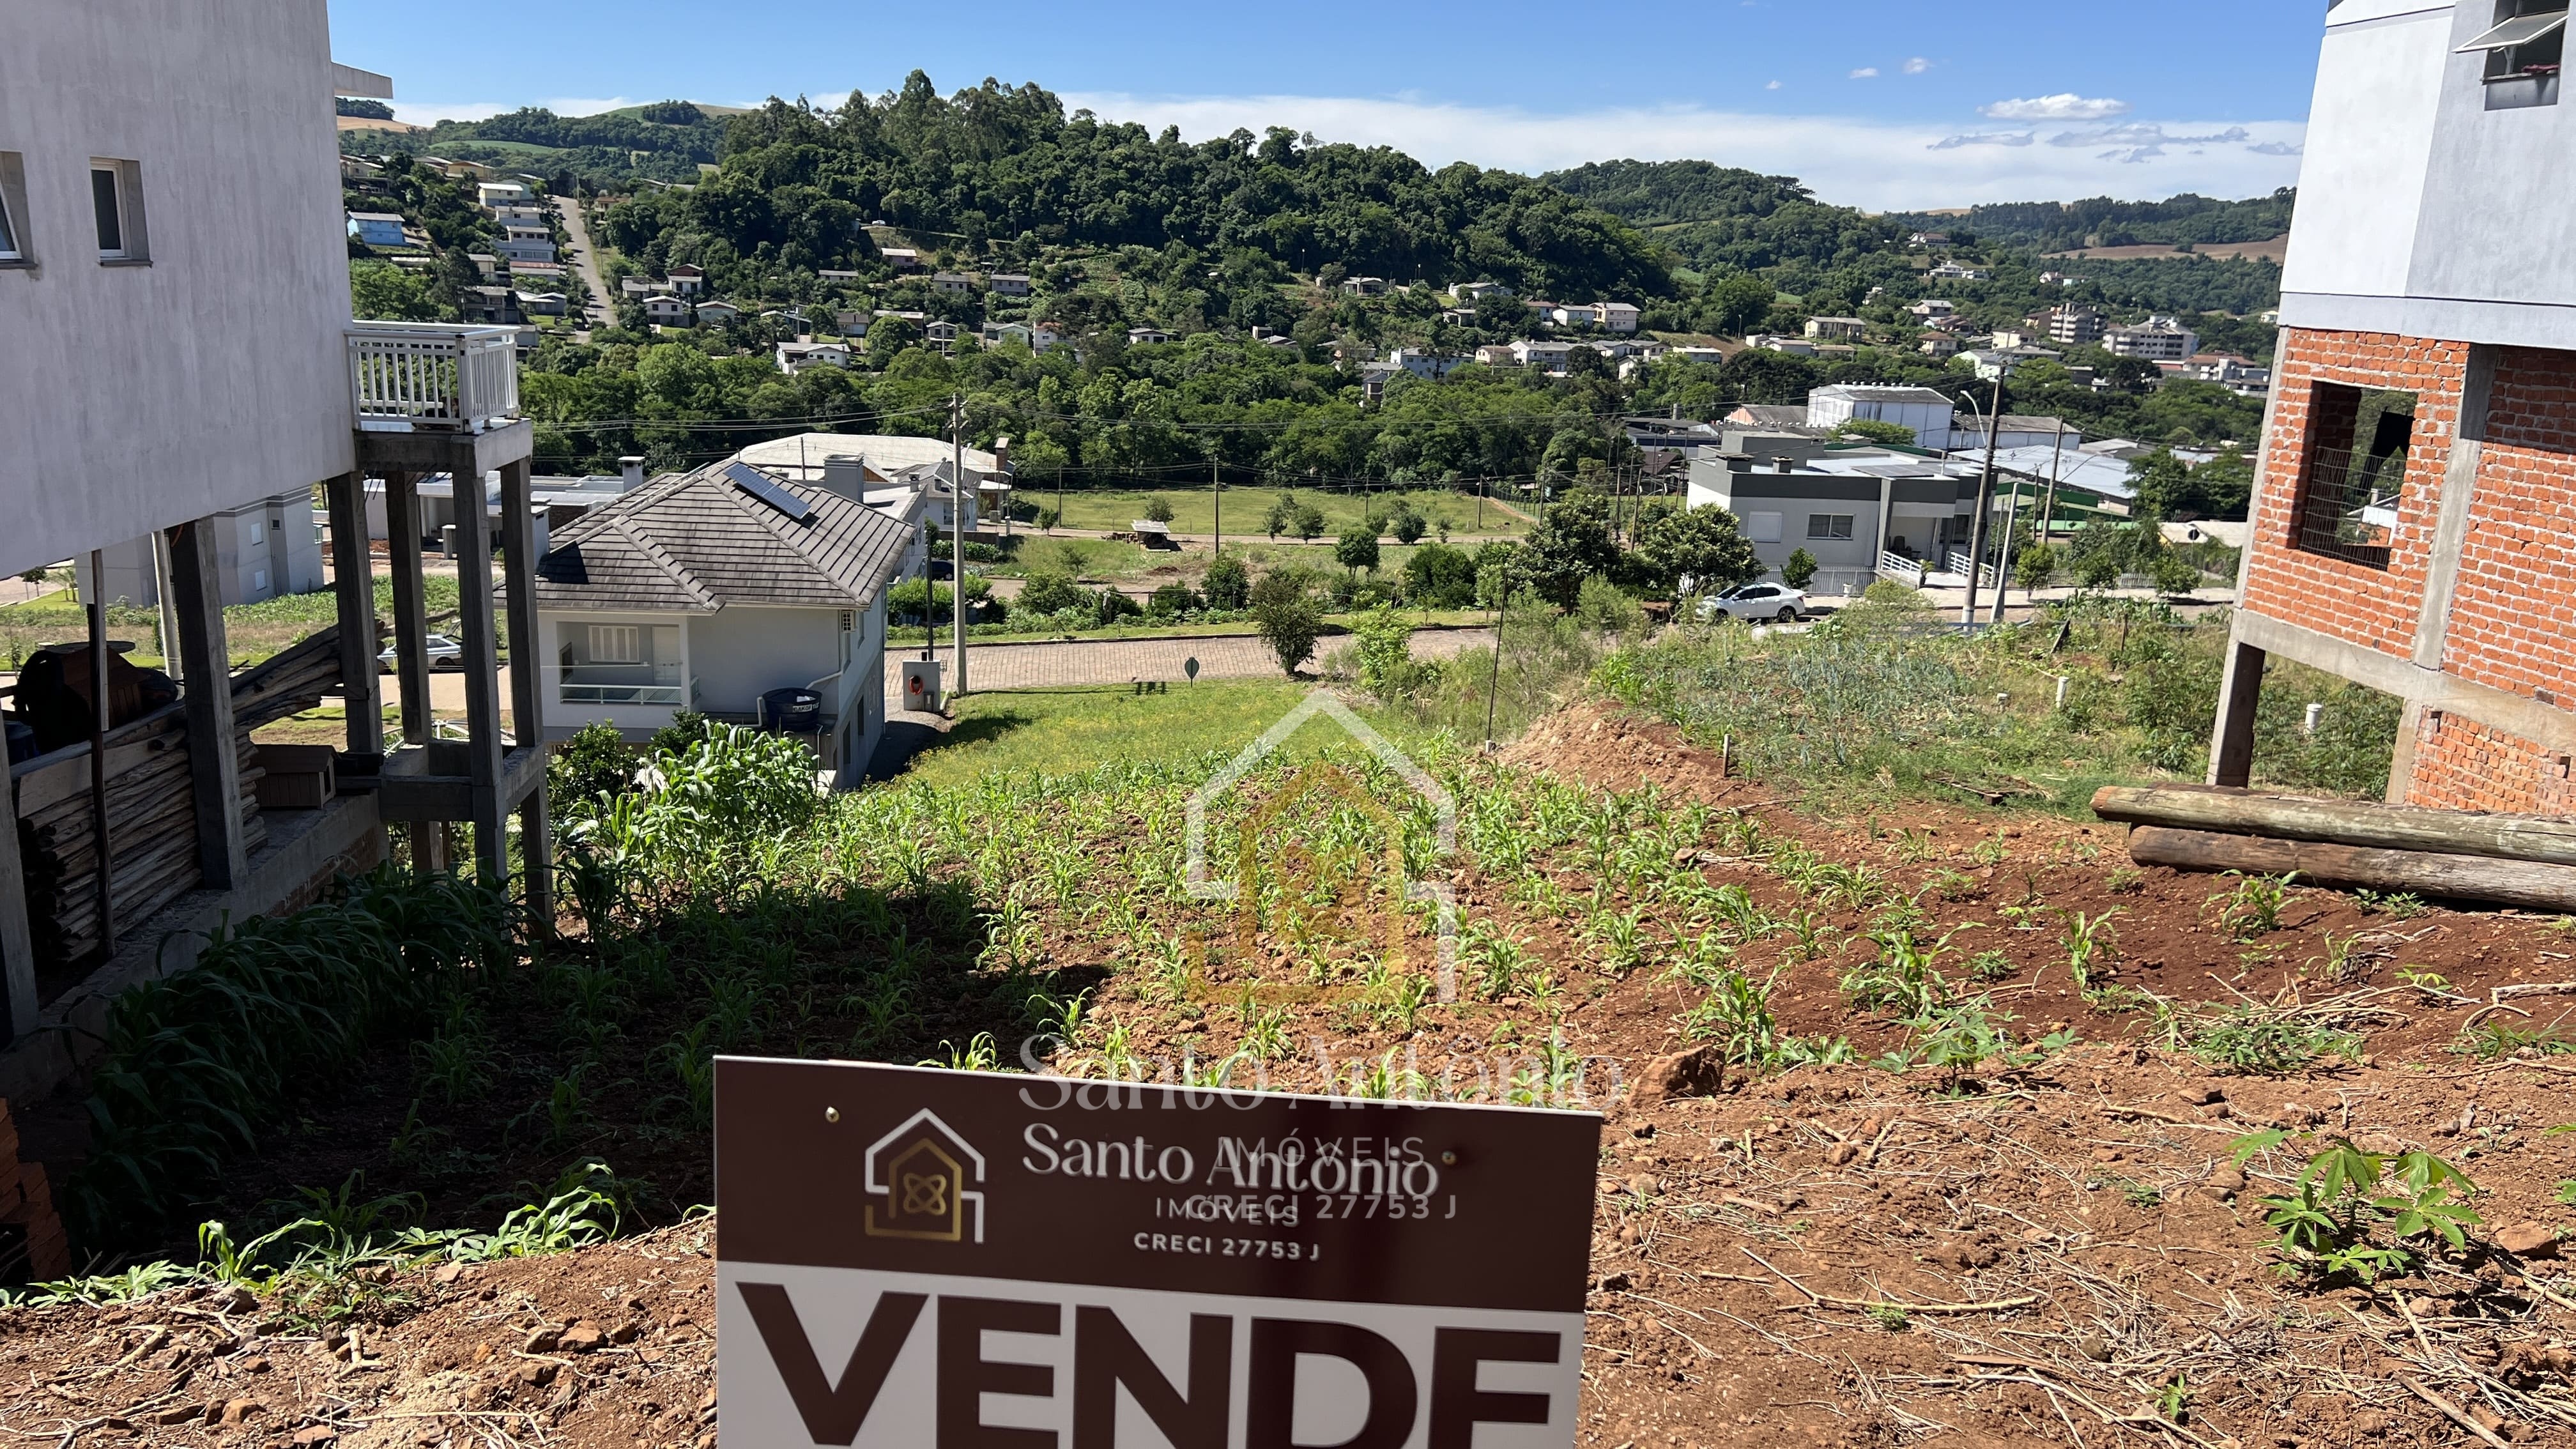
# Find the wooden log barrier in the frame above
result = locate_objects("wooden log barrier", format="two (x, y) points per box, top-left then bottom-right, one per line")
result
(2126, 827), (2576, 914)
(2093, 784), (2576, 868)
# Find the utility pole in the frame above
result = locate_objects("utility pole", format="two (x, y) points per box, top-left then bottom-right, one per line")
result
(1989, 466), (2028, 625)
(1211, 452), (1222, 557)
(2036, 418), (2069, 569)
(951, 392), (967, 696)
(1960, 372), (2005, 627)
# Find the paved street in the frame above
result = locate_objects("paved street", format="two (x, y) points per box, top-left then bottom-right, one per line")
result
(553, 196), (611, 332)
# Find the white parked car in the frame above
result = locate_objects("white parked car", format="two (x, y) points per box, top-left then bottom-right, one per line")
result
(379, 633), (467, 671)
(1698, 582), (1808, 624)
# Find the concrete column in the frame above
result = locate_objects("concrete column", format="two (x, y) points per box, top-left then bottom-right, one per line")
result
(0, 766), (36, 1042)
(325, 472), (384, 774)
(167, 518), (249, 889)
(451, 477), (509, 885)
(2412, 345), (2497, 670)
(385, 473), (432, 745)
(2207, 632), (2267, 788)
(2387, 700), (2429, 806)
(500, 458), (551, 928)
(518, 786), (553, 936)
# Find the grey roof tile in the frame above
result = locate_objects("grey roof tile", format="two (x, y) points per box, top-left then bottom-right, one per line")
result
(528, 458), (915, 613)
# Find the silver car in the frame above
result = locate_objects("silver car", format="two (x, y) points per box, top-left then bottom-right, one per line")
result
(379, 633), (466, 671)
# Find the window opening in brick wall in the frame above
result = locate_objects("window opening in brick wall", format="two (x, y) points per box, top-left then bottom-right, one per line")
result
(2292, 382), (2416, 570)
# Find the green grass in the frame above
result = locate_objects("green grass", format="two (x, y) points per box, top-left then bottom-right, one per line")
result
(990, 535), (1487, 585)
(900, 681), (1423, 789)
(2, 576), (468, 673)
(1023, 486), (1528, 539)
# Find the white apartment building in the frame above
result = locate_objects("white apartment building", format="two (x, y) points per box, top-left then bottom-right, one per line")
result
(2106, 316), (2202, 362)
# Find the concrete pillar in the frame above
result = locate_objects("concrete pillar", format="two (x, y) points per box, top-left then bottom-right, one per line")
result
(2207, 632), (2267, 788)
(2412, 345), (2497, 670)
(499, 458), (552, 928)
(0, 765), (36, 1042)
(167, 518), (249, 889)
(325, 472), (385, 775)
(2386, 700), (2429, 806)
(452, 475), (509, 885)
(385, 473), (432, 746)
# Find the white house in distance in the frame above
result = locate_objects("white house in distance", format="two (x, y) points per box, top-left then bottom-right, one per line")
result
(666, 263), (705, 296)
(776, 340), (852, 374)
(733, 432), (1008, 535)
(1804, 383), (1953, 447)
(528, 453), (917, 781)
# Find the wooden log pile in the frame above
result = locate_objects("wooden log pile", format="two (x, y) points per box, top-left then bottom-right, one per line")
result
(2093, 784), (2576, 912)
(232, 625), (351, 733)
(0, 1098), (70, 1284)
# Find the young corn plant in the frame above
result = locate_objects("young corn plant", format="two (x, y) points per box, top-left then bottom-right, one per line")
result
(2209, 872), (2297, 942)
(2058, 908), (2121, 990)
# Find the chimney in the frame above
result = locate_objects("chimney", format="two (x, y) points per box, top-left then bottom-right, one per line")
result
(822, 454), (868, 502)
(620, 456), (645, 491)
(990, 433), (1013, 475)
(1771, 457), (1796, 474)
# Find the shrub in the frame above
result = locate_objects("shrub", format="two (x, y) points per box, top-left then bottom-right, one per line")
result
(1574, 576), (1646, 643)
(1093, 589), (1142, 625)
(550, 720), (637, 811)
(1349, 604), (1417, 702)
(1335, 523), (1381, 575)
(1255, 594), (1326, 676)
(1402, 541), (1478, 609)
(1017, 571), (1093, 617)
(1147, 583), (1199, 617)
(1780, 548), (1820, 591)
(1202, 555), (1251, 610)
(1390, 500), (1427, 546)
(1142, 496), (1176, 524)
(1035, 507), (1061, 532)
(2013, 542), (2058, 592)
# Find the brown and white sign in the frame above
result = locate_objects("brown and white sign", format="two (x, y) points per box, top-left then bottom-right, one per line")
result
(716, 1057), (1600, 1448)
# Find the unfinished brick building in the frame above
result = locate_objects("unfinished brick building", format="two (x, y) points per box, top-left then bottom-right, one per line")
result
(2212, 1), (2575, 813)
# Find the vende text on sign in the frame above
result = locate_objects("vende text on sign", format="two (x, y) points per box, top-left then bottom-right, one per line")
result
(716, 1059), (1599, 1448)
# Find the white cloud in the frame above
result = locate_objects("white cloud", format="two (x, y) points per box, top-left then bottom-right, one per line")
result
(390, 96), (638, 125)
(1059, 91), (2306, 210)
(1981, 93), (2132, 121)
(1903, 57), (1933, 75)
(1765, 80), (1783, 91)
(1850, 67), (1881, 79)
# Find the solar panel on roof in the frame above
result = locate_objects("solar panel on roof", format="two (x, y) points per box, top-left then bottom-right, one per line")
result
(726, 462), (813, 522)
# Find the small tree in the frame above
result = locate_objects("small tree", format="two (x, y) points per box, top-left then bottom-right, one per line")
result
(1335, 523), (1381, 576)
(1036, 507), (1061, 533)
(1349, 604), (1416, 702)
(2150, 551), (2203, 597)
(1292, 503), (1326, 542)
(2014, 542), (2058, 592)
(1143, 496), (1176, 524)
(1255, 594), (1325, 676)
(2076, 549), (2124, 591)
(1201, 555), (1250, 610)
(1391, 500), (1427, 546)
(1265, 492), (1299, 539)
(1781, 548), (1820, 591)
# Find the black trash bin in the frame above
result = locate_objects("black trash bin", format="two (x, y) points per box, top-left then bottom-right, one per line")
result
(758, 687), (823, 734)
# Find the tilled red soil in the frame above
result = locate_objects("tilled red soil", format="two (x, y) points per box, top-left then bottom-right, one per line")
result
(9, 703), (2576, 1447)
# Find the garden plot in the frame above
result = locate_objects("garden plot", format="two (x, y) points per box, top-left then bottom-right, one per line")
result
(8, 703), (2576, 1447)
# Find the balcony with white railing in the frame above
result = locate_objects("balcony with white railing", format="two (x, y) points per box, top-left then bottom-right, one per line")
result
(348, 321), (521, 433)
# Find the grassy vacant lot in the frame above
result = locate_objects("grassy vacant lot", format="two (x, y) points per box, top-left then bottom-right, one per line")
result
(900, 679), (1423, 788)
(1023, 485), (1528, 538)
(992, 534), (1479, 586)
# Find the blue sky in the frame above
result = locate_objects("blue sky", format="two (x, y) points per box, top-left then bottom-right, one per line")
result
(327, 0), (2326, 210)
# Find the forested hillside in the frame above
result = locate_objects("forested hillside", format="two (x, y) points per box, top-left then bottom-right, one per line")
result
(342, 102), (727, 187)
(1882, 190), (2299, 252)
(597, 75), (1671, 303)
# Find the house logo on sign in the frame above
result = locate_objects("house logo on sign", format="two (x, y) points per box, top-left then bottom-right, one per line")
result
(862, 1108), (987, 1243)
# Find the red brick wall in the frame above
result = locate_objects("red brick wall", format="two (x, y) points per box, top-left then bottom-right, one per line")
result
(2437, 346), (2576, 710)
(2405, 710), (2576, 817)
(2241, 328), (2469, 657)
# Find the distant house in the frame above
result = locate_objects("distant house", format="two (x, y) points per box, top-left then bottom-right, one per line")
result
(347, 210), (406, 247)
(816, 269), (862, 284)
(1919, 333), (1961, 358)
(1473, 344), (1519, 367)
(2046, 305), (2108, 346)
(514, 290), (567, 317)
(1449, 280), (1511, 303)
(667, 264), (706, 297)
(1509, 339), (1579, 374)
(1386, 348), (1466, 379)
(931, 271), (975, 295)
(832, 309), (871, 337)
(1910, 231), (1951, 248)
(1965, 345), (2064, 382)
(493, 235), (556, 264)
(1340, 276), (1388, 296)
(1599, 302), (1641, 335)
(477, 180), (532, 209)
(776, 341), (854, 374)
(693, 299), (743, 326)
(879, 247), (922, 272)
(460, 286), (521, 326)
(643, 295), (694, 327)
(489, 204), (548, 229)
(1126, 326), (1172, 345)
(1805, 384), (1954, 448)
(1908, 298), (1956, 321)
(527, 452), (919, 781)
(979, 321), (1061, 352)
(923, 320), (959, 347)
(620, 276), (661, 297)
(988, 273), (1032, 297)
(1804, 316), (1868, 342)
(1745, 334), (1818, 356)
(1928, 260), (1990, 281)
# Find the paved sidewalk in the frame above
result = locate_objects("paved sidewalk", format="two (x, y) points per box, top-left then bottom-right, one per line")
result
(880, 625), (1496, 693)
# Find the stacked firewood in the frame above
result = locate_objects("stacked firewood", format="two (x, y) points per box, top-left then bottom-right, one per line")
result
(0, 1098), (68, 1284)
(2096, 784), (2576, 910)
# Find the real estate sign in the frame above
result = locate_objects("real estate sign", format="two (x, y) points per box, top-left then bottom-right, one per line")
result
(716, 1058), (1599, 1448)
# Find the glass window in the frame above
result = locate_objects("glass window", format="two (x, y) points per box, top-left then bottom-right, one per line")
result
(588, 624), (642, 663)
(91, 165), (124, 257)
(1807, 514), (1857, 540)
(0, 169), (19, 260)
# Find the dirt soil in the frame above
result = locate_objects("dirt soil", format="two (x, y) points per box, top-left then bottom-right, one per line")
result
(11, 703), (2576, 1447)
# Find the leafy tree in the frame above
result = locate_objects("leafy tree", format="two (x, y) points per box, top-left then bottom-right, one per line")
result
(1390, 500), (1427, 546)
(1147, 583), (1199, 616)
(1636, 504), (1760, 596)
(1780, 548), (1820, 590)
(1264, 493), (1297, 539)
(1335, 523), (1381, 576)
(1142, 496), (1176, 524)
(1515, 499), (1623, 608)
(349, 261), (443, 322)
(1401, 541), (1478, 608)
(2013, 542), (2058, 592)
(1017, 571), (1093, 616)
(1292, 504), (1326, 542)
(1255, 593), (1325, 676)
(2150, 551), (2204, 597)
(1834, 419), (1918, 448)
(1201, 555), (1250, 610)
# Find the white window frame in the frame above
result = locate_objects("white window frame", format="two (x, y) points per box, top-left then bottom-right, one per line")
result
(0, 152), (25, 263)
(90, 158), (146, 263)
(588, 624), (643, 664)
(1807, 514), (1857, 541)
